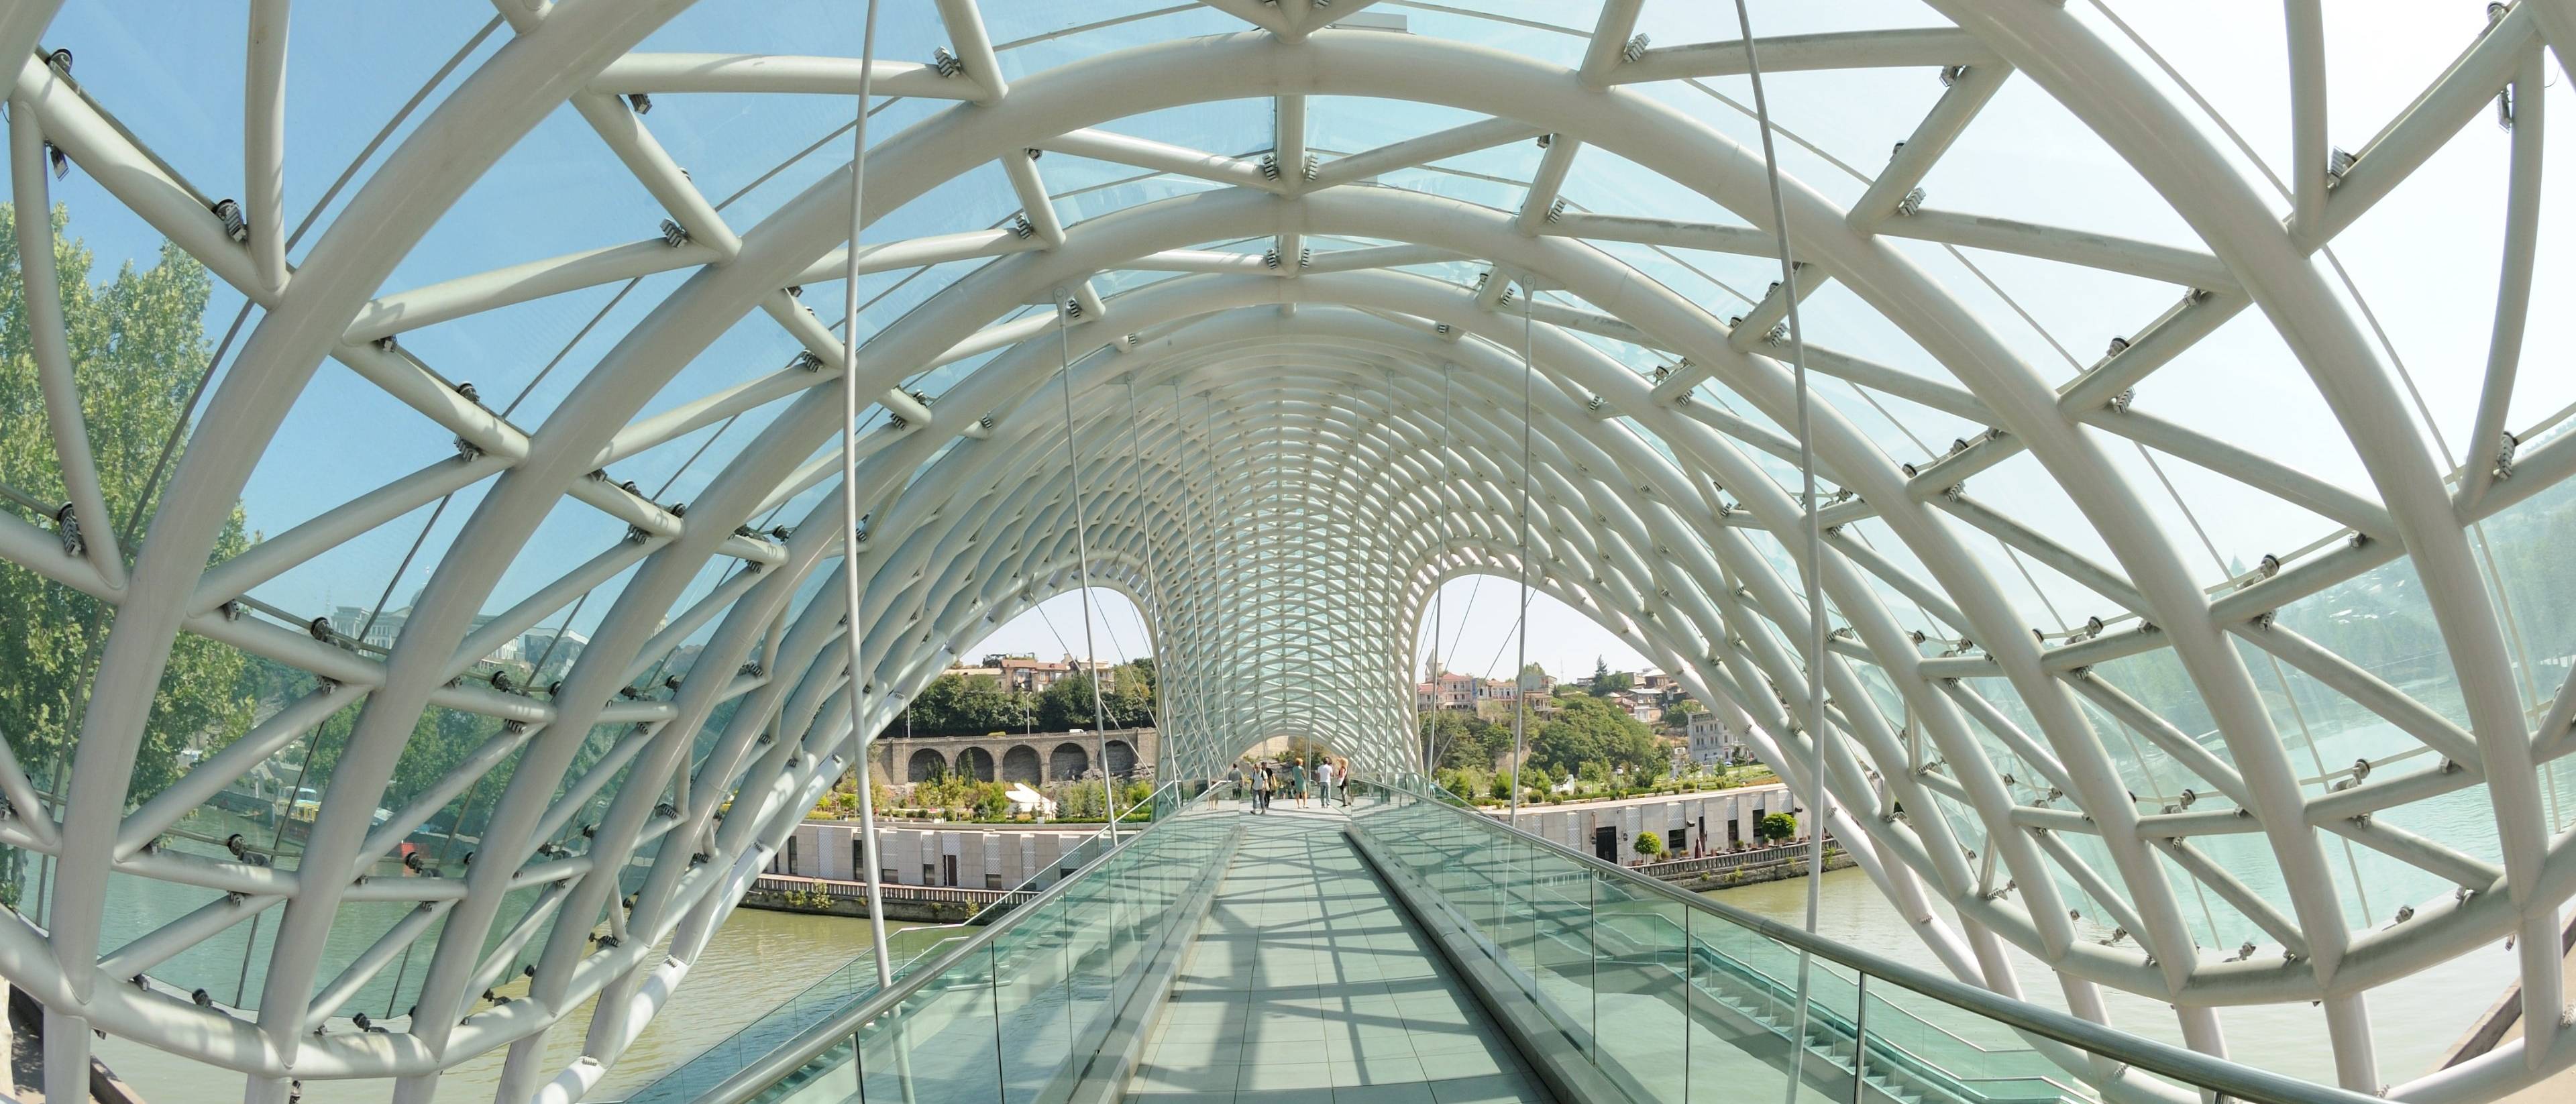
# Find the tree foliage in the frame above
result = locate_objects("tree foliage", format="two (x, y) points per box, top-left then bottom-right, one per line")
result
(883, 661), (1161, 740)
(0, 203), (251, 802)
(1417, 708), (1525, 771)
(1035, 665), (1156, 730)
(1588, 657), (1631, 697)
(1527, 694), (1660, 779)
(1757, 812), (1797, 843)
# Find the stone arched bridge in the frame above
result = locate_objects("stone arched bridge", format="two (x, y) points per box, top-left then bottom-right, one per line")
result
(871, 727), (1159, 785)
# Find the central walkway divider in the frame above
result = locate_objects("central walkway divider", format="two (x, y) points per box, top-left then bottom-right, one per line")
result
(688, 782), (1241, 1104)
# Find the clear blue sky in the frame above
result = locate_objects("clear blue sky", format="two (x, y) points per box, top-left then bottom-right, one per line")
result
(34, 0), (2573, 665)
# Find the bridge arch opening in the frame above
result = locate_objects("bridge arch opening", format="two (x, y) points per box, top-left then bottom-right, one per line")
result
(1407, 571), (1668, 773)
(1002, 745), (1042, 785)
(1049, 743), (1090, 781)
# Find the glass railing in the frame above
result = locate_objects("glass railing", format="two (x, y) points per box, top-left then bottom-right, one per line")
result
(619, 781), (1203, 1104)
(1343, 780), (2383, 1104)
(616, 927), (961, 1104)
(689, 781), (1238, 1104)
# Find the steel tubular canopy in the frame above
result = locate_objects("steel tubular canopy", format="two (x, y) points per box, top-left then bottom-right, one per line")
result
(0, 2), (2573, 1102)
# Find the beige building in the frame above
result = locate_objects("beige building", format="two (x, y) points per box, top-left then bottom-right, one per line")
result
(771, 820), (1109, 889)
(1497, 780), (1800, 864)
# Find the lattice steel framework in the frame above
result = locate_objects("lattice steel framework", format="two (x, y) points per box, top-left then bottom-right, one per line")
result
(0, 2), (2572, 1103)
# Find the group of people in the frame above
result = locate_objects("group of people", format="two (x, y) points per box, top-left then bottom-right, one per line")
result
(1230, 755), (1354, 813)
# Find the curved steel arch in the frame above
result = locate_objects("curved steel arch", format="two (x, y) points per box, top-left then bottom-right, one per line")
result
(1, 4), (2571, 1102)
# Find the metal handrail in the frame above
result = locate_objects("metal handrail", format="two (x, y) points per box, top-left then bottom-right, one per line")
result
(686, 781), (1227, 1104)
(1349, 781), (2383, 1104)
(627, 782), (1182, 1101)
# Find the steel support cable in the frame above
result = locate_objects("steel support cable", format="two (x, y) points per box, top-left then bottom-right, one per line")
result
(1726, 7), (1835, 1103)
(1426, 365), (1452, 774)
(1057, 289), (1122, 840)
(837, 0), (893, 990)
(1507, 286), (1534, 826)
(1441, 571), (1485, 677)
(1167, 384), (1208, 775)
(1123, 379), (1180, 781)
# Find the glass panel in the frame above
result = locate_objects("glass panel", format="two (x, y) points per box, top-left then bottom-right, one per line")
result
(727, 782), (1230, 1103)
(993, 895), (1074, 1104)
(853, 945), (1001, 1104)
(1595, 873), (1690, 1097)
(1347, 780), (2249, 1104)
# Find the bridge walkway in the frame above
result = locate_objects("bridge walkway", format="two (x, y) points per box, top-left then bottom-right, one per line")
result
(1124, 810), (1551, 1104)
(690, 784), (2376, 1104)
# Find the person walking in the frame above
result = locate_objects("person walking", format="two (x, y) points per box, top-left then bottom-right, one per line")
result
(1254, 763), (1272, 814)
(1228, 763), (1245, 812)
(1339, 758), (1355, 807)
(1316, 757), (1337, 806)
(1290, 758), (1309, 810)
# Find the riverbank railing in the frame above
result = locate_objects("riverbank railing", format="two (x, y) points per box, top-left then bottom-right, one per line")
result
(1632, 840), (1841, 879)
(1345, 779), (2383, 1104)
(747, 875), (1032, 909)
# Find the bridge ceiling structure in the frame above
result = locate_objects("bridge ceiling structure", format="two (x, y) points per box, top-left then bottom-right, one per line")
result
(1, 1), (2574, 1102)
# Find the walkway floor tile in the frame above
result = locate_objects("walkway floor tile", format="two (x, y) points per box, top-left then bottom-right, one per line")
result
(1123, 811), (1553, 1104)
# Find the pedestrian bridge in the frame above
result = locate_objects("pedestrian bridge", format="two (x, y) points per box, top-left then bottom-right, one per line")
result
(655, 785), (2373, 1104)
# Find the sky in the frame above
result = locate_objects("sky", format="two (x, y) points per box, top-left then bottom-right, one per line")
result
(25, 0), (2570, 680)
(955, 577), (1657, 685)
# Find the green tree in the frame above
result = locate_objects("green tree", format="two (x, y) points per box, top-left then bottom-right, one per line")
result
(1424, 710), (1519, 770)
(1529, 694), (1658, 777)
(1634, 830), (1663, 861)
(973, 785), (1010, 821)
(952, 672), (1018, 732)
(1588, 657), (1632, 698)
(1102, 661), (1157, 727)
(0, 203), (252, 804)
(1036, 666), (1156, 730)
(1757, 812), (1797, 844)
